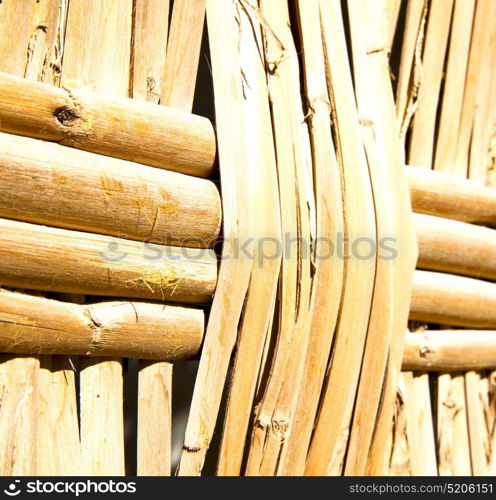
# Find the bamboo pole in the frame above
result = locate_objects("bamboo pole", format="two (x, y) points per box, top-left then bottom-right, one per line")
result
(415, 213), (496, 280)
(0, 71), (215, 178)
(410, 271), (496, 328)
(403, 330), (496, 372)
(0, 132), (221, 248)
(406, 165), (496, 226)
(0, 289), (204, 360)
(178, 0), (254, 475)
(0, 217), (216, 303)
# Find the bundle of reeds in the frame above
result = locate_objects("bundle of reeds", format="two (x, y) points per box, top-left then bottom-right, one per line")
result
(0, 0), (494, 478)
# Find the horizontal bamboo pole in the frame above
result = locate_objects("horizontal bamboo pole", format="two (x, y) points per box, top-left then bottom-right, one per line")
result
(415, 213), (496, 280)
(406, 165), (496, 226)
(403, 330), (496, 371)
(410, 270), (496, 328)
(0, 132), (221, 247)
(0, 289), (203, 360)
(0, 218), (217, 303)
(0, 72), (215, 177)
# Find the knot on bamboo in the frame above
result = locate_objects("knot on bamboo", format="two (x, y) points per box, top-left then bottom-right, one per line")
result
(54, 105), (83, 126)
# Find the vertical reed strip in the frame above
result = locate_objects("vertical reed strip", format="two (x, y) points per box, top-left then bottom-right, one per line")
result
(0, 0), (63, 79)
(267, 0), (344, 475)
(312, 0), (375, 475)
(132, 0), (171, 477)
(37, 356), (80, 475)
(304, 0), (378, 475)
(241, 0), (313, 477)
(454, 0), (496, 178)
(0, 0), (75, 476)
(465, 371), (490, 475)
(437, 373), (472, 475)
(61, 0), (133, 475)
(0, 356), (39, 475)
(489, 372), (496, 473)
(402, 372), (438, 475)
(178, 0), (253, 475)
(395, 0), (427, 133)
(134, 0), (207, 476)
(217, 0), (283, 475)
(343, 0), (417, 475)
(31, 3), (80, 474)
(160, 0), (206, 111)
(0, 0), (42, 466)
(388, 375), (411, 475)
(433, 0), (475, 175)
(385, 0), (402, 50)
(468, 0), (496, 183)
(408, 0), (454, 168)
(130, 0), (170, 103)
